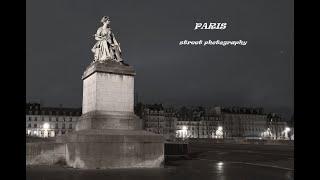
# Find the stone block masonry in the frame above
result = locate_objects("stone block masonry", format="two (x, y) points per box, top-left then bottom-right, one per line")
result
(27, 61), (165, 169)
(82, 72), (134, 114)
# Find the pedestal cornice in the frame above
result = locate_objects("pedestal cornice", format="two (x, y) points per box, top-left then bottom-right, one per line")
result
(82, 61), (136, 80)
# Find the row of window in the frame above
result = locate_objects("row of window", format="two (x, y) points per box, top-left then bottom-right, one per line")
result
(201, 117), (221, 121)
(27, 123), (73, 129)
(26, 129), (73, 137)
(224, 115), (266, 119)
(185, 127), (264, 132)
(177, 120), (222, 124)
(27, 116), (75, 122)
(27, 110), (80, 116)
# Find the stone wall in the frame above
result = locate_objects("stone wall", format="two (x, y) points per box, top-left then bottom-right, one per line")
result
(58, 129), (164, 169)
(26, 142), (66, 165)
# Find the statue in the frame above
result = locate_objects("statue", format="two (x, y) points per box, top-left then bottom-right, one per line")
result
(91, 16), (123, 63)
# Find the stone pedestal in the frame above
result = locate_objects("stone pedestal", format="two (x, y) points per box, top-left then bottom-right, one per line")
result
(61, 61), (164, 169)
(56, 129), (164, 169)
(26, 61), (164, 169)
(82, 61), (135, 114)
(76, 61), (143, 131)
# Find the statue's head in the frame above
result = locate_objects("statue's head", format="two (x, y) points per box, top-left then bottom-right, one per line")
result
(101, 16), (111, 25)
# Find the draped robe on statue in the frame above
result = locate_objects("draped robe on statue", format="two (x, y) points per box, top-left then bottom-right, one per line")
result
(91, 27), (122, 62)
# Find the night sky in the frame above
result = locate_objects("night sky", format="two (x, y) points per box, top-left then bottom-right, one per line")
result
(26, 0), (294, 118)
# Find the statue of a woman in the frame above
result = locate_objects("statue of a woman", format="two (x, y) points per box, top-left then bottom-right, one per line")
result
(91, 16), (123, 63)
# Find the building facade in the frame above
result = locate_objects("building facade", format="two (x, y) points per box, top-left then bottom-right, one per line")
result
(139, 104), (293, 140)
(142, 104), (177, 141)
(265, 113), (292, 140)
(26, 103), (81, 138)
(176, 107), (223, 139)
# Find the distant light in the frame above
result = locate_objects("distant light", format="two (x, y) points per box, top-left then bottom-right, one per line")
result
(43, 123), (50, 129)
(216, 161), (224, 172)
(218, 126), (223, 131)
(217, 161), (224, 166)
(285, 127), (291, 132)
(182, 126), (187, 131)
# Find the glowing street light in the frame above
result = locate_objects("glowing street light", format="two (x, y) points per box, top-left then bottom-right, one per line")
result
(261, 128), (273, 139)
(43, 123), (50, 130)
(215, 126), (223, 139)
(283, 127), (291, 140)
(285, 127), (291, 132)
(182, 126), (187, 131)
(42, 123), (50, 138)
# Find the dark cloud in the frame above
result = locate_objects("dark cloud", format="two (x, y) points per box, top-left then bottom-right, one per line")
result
(26, 0), (293, 118)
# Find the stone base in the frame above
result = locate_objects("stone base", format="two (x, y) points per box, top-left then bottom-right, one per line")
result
(26, 142), (66, 165)
(76, 111), (143, 131)
(55, 129), (164, 169)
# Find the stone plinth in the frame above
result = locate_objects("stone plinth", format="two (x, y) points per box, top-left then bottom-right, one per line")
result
(26, 61), (165, 169)
(69, 61), (163, 169)
(79, 61), (139, 131)
(75, 111), (143, 131)
(82, 61), (135, 114)
(26, 142), (66, 165)
(56, 129), (164, 169)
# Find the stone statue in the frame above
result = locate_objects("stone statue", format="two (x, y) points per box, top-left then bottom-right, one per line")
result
(91, 16), (123, 63)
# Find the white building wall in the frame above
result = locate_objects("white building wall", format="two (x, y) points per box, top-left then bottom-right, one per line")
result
(26, 115), (80, 137)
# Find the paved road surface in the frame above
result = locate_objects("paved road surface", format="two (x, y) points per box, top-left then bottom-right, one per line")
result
(27, 143), (294, 180)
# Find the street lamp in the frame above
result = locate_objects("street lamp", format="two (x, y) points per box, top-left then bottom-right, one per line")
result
(43, 123), (50, 129)
(43, 122), (50, 138)
(283, 127), (291, 140)
(285, 127), (291, 132)
(177, 125), (188, 139)
(216, 126), (223, 139)
(182, 126), (187, 131)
